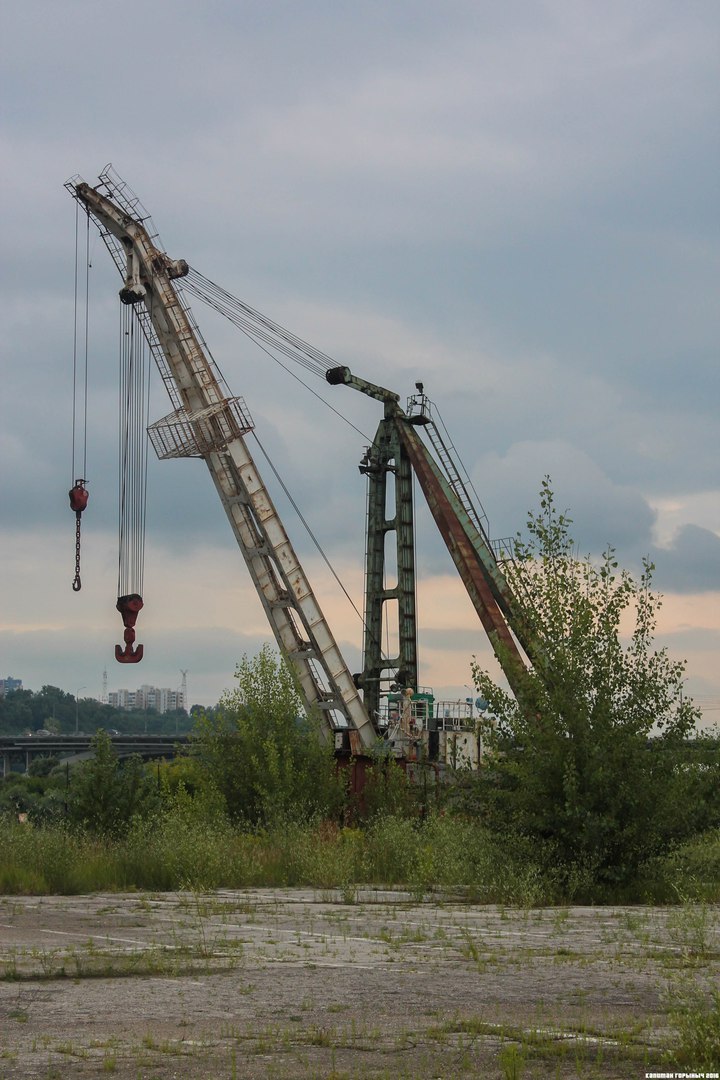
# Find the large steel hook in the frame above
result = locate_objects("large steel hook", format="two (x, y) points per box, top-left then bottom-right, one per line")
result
(115, 593), (144, 663)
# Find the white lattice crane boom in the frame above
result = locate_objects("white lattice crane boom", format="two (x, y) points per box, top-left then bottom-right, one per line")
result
(69, 171), (376, 751)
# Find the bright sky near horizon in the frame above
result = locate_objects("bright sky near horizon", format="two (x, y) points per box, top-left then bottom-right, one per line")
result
(1, 1), (718, 724)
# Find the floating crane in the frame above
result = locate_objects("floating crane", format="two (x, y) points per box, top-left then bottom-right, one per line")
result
(67, 167), (543, 767)
(67, 168), (376, 752)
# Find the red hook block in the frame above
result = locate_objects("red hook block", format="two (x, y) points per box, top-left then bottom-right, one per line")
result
(115, 593), (144, 663)
(69, 480), (89, 514)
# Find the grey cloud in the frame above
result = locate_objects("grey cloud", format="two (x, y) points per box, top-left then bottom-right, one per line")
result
(651, 526), (720, 595)
(467, 440), (655, 551)
(419, 627), (490, 653)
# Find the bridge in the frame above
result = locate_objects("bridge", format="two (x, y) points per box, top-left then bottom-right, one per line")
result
(1, 734), (190, 776)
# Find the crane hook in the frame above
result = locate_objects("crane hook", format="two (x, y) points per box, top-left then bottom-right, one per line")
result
(115, 593), (144, 663)
(69, 480), (89, 592)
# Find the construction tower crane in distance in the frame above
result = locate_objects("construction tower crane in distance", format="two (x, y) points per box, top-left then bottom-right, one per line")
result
(67, 168), (377, 754)
(326, 365), (544, 718)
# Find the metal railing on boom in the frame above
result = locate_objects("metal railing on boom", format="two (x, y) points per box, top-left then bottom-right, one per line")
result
(406, 391), (513, 563)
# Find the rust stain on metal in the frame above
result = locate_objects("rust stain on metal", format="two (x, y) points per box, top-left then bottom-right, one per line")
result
(398, 423), (530, 698)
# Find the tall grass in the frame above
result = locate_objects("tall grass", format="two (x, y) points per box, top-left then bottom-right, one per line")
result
(2, 811), (719, 902)
(0, 812), (519, 898)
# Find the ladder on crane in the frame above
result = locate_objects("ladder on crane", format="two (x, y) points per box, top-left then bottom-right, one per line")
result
(407, 393), (511, 564)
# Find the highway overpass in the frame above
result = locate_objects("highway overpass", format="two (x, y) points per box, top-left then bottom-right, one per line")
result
(1, 734), (190, 776)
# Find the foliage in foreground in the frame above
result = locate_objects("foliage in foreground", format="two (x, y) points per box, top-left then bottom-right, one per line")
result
(2, 481), (718, 903)
(668, 982), (720, 1070)
(190, 644), (342, 825)
(468, 479), (715, 890)
(1, 804), (719, 903)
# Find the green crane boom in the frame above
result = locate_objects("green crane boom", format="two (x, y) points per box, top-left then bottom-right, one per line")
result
(326, 365), (539, 710)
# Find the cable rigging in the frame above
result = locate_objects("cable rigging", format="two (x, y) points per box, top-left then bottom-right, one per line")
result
(115, 300), (151, 662)
(68, 204), (90, 591)
(68, 180), (397, 686)
(183, 269), (370, 442)
(184, 269), (404, 682)
(186, 269), (337, 377)
(184, 268), (416, 692)
(189, 265), (496, 577)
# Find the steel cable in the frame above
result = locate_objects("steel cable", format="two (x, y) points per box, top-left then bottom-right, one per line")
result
(71, 207), (91, 483)
(186, 269), (335, 376)
(186, 269), (398, 676)
(184, 269), (370, 441)
(118, 305), (150, 599)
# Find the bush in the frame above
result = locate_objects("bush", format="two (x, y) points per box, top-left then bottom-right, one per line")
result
(191, 645), (342, 825)
(68, 730), (159, 836)
(667, 981), (720, 1069)
(469, 479), (708, 892)
(0, 820), (117, 893)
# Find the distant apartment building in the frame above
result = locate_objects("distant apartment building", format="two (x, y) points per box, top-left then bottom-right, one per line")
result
(0, 676), (23, 697)
(108, 684), (185, 714)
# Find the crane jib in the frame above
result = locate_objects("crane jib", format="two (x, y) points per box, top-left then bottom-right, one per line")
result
(67, 170), (377, 747)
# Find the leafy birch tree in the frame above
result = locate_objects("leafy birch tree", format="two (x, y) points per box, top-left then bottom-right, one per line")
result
(471, 479), (707, 889)
(191, 644), (341, 824)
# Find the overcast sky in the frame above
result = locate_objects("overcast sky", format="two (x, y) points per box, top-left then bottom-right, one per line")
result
(1, 0), (718, 725)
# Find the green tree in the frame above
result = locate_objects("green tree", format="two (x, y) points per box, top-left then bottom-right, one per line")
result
(27, 755), (59, 778)
(69, 730), (157, 834)
(470, 479), (705, 891)
(0, 689), (34, 734)
(191, 645), (341, 824)
(0, 773), (41, 817)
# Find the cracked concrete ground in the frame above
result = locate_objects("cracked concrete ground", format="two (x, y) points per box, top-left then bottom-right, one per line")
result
(0, 889), (717, 1078)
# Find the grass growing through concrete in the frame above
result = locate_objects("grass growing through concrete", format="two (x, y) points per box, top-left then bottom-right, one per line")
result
(667, 982), (720, 1068)
(1, 891), (718, 1078)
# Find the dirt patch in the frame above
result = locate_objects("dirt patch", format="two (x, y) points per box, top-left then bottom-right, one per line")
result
(0, 889), (717, 1078)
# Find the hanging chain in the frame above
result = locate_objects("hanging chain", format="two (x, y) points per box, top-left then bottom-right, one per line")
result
(69, 480), (88, 591)
(73, 512), (83, 591)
